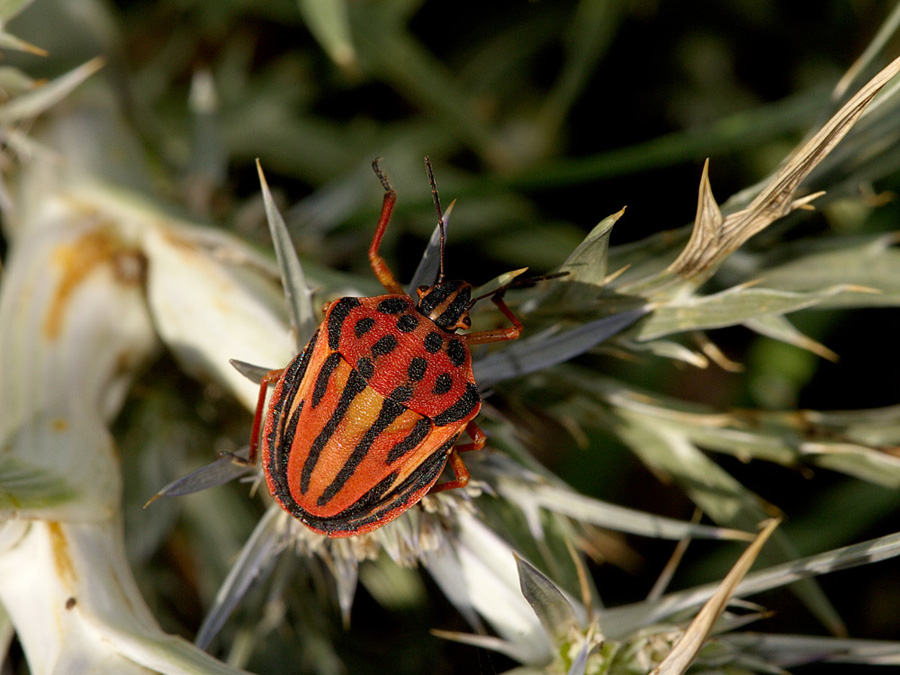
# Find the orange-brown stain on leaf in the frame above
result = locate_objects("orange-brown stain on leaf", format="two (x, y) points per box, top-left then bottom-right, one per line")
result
(43, 228), (145, 340)
(47, 522), (76, 586)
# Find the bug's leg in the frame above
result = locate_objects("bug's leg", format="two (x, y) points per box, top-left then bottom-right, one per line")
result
(464, 294), (523, 345)
(232, 369), (283, 466)
(429, 422), (485, 493)
(369, 159), (405, 295)
(429, 448), (470, 493)
(453, 421), (486, 453)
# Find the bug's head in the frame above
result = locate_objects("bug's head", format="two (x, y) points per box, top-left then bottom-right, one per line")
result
(415, 279), (472, 332)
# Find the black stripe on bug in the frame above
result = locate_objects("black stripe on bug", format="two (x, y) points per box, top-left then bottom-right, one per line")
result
(328, 297), (361, 349)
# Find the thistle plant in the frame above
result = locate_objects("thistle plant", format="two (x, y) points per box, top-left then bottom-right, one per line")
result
(3, 1), (900, 674)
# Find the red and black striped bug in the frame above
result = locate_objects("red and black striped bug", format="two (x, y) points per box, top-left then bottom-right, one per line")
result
(245, 158), (523, 537)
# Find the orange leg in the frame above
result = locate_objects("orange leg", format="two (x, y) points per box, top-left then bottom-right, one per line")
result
(369, 160), (404, 295)
(239, 369), (284, 466)
(454, 421), (486, 452)
(464, 295), (523, 346)
(429, 421), (486, 494)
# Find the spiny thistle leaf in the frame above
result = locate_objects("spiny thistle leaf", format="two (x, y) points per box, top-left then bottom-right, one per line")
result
(515, 555), (581, 644)
(0, 57), (103, 124)
(637, 283), (871, 341)
(723, 633), (900, 667)
(558, 208), (624, 286)
(653, 519), (780, 675)
(743, 314), (839, 362)
(757, 233), (900, 307)
(143, 449), (253, 506)
(474, 306), (648, 387)
(601, 527), (900, 638)
(257, 160), (317, 349)
(666, 54), (900, 282)
(195, 506), (288, 650)
(297, 0), (357, 71)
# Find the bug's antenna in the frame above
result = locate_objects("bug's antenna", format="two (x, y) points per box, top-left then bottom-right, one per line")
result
(372, 157), (393, 193)
(424, 156), (446, 283)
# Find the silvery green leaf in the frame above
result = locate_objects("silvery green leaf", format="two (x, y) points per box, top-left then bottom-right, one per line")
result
(229, 358), (274, 385)
(257, 161), (317, 349)
(430, 629), (529, 663)
(800, 441), (900, 487)
(757, 234), (900, 308)
(744, 314), (838, 361)
(0, 57), (103, 125)
(0, 0), (35, 21)
(196, 506), (288, 650)
(144, 449), (253, 505)
(637, 284), (861, 341)
(474, 307), (648, 387)
(619, 337), (709, 367)
(566, 640), (590, 675)
(297, 0), (356, 70)
(559, 208), (623, 286)
(601, 528), (900, 639)
(0, 430), (78, 512)
(470, 267), (529, 301)
(188, 70), (226, 192)
(331, 539), (360, 627)
(516, 555), (580, 644)
(0, 66), (36, 96)
(0, 29), (45, 55)
(496, 477), (751, 542)
(614, 416), (844, 635)
(802, 405), (900, 446)
(724, 633), (900, 667)
(831, 2), (900, 101)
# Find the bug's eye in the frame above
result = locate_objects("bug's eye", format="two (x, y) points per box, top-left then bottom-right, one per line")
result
(461, 316), (471, 328)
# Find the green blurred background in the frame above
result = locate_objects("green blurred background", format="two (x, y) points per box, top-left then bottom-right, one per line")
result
(3, 0), (900, 672)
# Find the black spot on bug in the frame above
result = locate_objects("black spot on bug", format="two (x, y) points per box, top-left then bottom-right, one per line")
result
(396, 313), (419, 332)
(408, 357), (427, 382)
(447, 339), (467, 367)
(433, 383), (481, 426)
(390, 385), (413, 402)
(424, 331), (443, 354)
(328, 297), (361, 349)
(312, 352), (342, 408)
(356, 356), (375, 380)
(432, 373), (453, 395)
(354, 317), (375, 338)
(372, 334), (398, 356)
(378, 297), (407, 314)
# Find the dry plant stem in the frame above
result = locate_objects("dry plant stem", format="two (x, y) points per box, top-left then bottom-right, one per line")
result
(667, 55), (900, 284)
(652, 519), (782, 675)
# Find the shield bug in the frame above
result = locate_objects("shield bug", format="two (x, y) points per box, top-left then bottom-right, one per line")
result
(245, 158), (523, 537)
